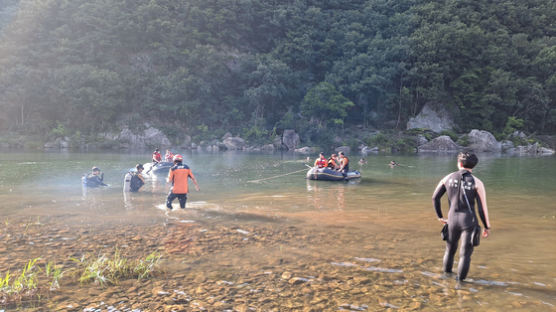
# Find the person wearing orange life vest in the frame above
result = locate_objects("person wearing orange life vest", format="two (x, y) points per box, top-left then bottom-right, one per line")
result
(327, 154), (339, 169)
(166, 154), (200, 209)
(338, 151), (349, 175)
(164, 149), (174, 162)
(314, 153), (328, 168)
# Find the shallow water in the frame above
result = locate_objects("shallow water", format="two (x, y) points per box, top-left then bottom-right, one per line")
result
(0, 151), (555, 310)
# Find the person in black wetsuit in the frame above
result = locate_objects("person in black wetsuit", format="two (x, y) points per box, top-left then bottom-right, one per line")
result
(432, 152), (491, 281)
(84, 167), (107, 188)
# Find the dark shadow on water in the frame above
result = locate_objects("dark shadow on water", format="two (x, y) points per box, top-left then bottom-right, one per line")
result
(198, 209), (287, 224)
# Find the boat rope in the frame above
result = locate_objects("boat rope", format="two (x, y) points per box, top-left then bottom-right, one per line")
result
(247, 168), (308, 183)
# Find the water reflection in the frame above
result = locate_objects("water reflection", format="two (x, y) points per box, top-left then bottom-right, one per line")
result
(306, 180), (346, 211)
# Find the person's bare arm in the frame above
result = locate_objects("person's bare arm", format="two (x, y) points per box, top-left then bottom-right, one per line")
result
(189, 172), (200, 191)
(475, 177), (491, 237)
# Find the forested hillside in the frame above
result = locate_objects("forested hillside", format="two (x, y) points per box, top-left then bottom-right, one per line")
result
(0, 0), (554, 144)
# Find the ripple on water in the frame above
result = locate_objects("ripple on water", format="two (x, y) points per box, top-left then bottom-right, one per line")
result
(472, 279), (509, 286)
(364, 266), (403, 273)
(354, 257), (380, 263)
(331, 262), (358, 267)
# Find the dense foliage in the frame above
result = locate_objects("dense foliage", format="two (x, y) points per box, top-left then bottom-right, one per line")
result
(0, 0), (554, 143)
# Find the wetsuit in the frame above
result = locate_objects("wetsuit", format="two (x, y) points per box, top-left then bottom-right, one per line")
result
(432, 169), (489, 280)
(84, 173), (107, 188)
(166, 162), (195, 209)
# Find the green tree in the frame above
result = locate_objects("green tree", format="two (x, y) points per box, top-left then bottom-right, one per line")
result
(300, 82), (354, 129)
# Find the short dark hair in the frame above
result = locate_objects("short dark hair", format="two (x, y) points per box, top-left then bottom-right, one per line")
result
(339, 151), (345, 156)
(457, 152), (478, 169)
(136, 164), (144, 170)
(92, 166), (100, 172)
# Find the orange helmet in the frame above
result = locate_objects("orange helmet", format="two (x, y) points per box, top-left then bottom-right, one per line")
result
(173, 154), (183, 162)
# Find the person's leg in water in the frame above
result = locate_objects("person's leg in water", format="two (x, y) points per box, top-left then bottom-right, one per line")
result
(166, 192), (178, 209)
(443, 226), (461, 275)
(456, 229), (474, 281)
(177, 194), (187, 209)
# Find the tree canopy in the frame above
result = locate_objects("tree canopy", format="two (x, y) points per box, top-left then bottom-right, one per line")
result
(0, 0), (554, 143)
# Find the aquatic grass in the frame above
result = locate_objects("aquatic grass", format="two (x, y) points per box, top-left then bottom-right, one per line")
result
(44, 262), (63, 290)
(71, 251), (162, 286)
(0, 258), (40, 305)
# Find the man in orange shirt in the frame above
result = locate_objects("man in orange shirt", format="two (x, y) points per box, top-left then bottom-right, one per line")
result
(166, 154), (200, 209)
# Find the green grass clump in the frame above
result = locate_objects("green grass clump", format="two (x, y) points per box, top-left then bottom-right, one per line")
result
(72, 251), (161, 286)
(0, 258), (40, 305)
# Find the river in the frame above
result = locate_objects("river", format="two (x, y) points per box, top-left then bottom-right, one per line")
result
(0, 151), (555, 311)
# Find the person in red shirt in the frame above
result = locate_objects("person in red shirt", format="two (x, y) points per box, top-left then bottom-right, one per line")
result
(166, 154), (200, 209)
(152, 148), (162, 163)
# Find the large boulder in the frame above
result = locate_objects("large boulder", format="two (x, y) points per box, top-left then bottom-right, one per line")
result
(294, 146), (313, 154)
(282, 129), (300, 151)
(418, 135), (460, 152)
(335, 146), (351, 154)
(44, 137), (71, 149)
(118, 125), (171, 149)
(407, 103), (455, 133)
(508, 143), (555, 155)
(467, 129), (501, 152)
(222, 136), (246, 150)
(360, 145), (379, 154)
(261, 144), (275, 152)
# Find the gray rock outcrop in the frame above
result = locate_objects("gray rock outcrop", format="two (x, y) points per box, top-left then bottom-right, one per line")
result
(118, 125), (171, 149)
(507, 143), (555, 155)
(467, 129), (501, 152)
(294, 146), (313, 154)
(335, 146), (351, 154)
(418, 135), (460, 152)
(360, 145), (379, 154)
(44, 137), (71, 149)
(261, 144), (275, 152)
(407, 103), (455, 133)
(222, 136), (246, 150)
(282, 130), (300, 151)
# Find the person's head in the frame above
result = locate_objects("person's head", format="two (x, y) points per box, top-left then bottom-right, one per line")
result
(136, 164), (144, 172)
(331, 153), (337, 159)
(319, 152), (325, 158)
(457, 152), (478, 169)
(339, 151), (345, 158)
(155, 148), (160, 152)
(92, 167), (101, 175)
(173, 154), (183, 163)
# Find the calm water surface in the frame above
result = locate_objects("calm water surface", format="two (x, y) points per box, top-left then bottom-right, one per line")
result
(0, 151), (555, 310)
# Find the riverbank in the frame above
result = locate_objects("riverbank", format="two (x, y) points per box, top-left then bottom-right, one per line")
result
(1, 126), (554, 156)
(2, 210), (554, 311)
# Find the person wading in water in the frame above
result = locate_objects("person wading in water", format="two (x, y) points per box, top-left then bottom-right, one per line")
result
(432, 152), (491, 282)
(166, 154), (200, 209)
